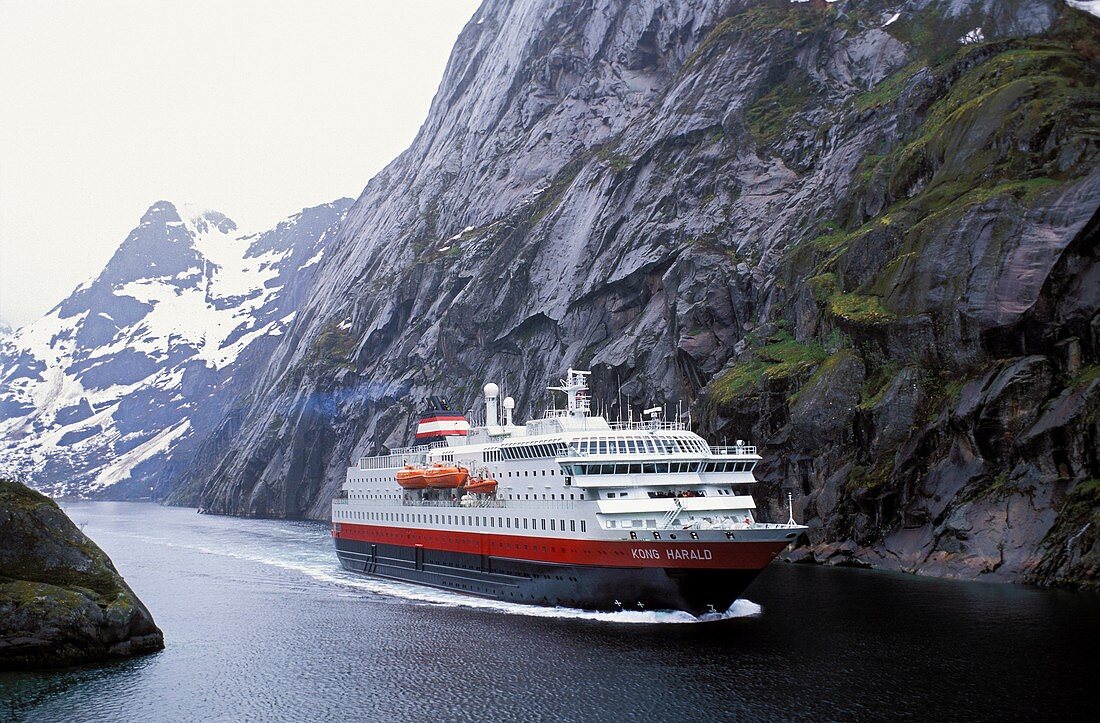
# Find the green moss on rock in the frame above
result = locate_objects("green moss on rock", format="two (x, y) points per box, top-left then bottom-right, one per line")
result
(711, 330), (827, 403)
(829, 292), (896, 325)
(1, 478), (164, 670)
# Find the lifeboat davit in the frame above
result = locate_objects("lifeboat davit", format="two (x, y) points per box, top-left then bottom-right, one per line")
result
(464, 476), (498, 494)
(424, 464), (469, 489)
(395, 465), (428, 489)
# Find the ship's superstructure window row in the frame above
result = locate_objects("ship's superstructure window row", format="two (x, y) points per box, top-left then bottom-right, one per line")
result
(566, 435), (711, 456)
(500, 441), (568, 459)
(565, 460), (755, 475)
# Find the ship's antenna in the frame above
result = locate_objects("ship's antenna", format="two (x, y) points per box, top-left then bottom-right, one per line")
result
(616, 374), (622, 423)
(787, 492), (796, 526)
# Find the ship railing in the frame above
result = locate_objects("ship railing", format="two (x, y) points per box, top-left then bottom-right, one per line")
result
(751, 522), (802, 529)
(607, 420), (687, 431)
(400, 498), (576, 511)
(709, 445), (758, 456)
(332, 498), (348, 505)
(402, 498), (509, 509)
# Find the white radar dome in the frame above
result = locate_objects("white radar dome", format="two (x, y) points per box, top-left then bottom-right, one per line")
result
(503, 396), (515, 409)
(483, 383), (500, 397)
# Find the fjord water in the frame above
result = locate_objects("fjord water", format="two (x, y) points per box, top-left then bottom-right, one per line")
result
(2, 503), (1096, 721)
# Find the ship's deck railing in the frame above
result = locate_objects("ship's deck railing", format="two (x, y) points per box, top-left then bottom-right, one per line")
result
(358, 441), (453, 468)
(400, 498), (578, 511)
(607, 420), (687, 431)
(402, 498), (508, 509)
(709, 445), (758, 456)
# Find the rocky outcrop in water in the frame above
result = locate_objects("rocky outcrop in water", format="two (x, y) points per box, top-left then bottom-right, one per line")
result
(0, 478), (163, 669)
(172, 0), (1099, 589)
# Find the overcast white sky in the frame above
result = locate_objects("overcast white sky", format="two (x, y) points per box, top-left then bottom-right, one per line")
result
(0, 0), (481, 328)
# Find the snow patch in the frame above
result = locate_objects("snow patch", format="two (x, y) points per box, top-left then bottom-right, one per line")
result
(88, 419), (191, 491)
(959, 27), (984, 44)
(299, 248), (325, 269)
(1066, 1), (1100, 19)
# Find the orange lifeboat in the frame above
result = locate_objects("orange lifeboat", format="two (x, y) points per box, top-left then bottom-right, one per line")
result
(423, 463), (469, 489)
(395, 465), (428, 489)
(464, 476), (498, 494)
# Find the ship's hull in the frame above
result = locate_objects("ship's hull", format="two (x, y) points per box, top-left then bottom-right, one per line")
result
(332, 524), (789, 615)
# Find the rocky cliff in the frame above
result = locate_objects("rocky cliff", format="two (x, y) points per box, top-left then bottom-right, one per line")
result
(0, 200), (351, 499)
(0, 478), (163, 669)
(174, 0), (1098, 590)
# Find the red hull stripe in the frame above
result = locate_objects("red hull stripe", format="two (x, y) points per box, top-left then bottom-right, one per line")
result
(417, 415), (467, 424)
(332, 522), (788, 570)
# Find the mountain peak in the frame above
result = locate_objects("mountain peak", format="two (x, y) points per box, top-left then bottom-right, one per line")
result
(139, 200), (182, 226)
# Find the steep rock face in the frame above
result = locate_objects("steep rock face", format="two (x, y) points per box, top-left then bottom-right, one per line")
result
(0, 478), (163, 669)
(186, 0), (1099, 588)
(0, 199), (351, 498)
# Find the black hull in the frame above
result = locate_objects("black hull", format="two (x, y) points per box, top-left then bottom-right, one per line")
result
(334, 537), (763, 616)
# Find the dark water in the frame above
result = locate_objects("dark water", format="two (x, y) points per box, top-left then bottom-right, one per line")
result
(2, 503), (1097, 722)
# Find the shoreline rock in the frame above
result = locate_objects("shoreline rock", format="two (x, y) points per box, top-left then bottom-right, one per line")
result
(0, 478), (164, 670)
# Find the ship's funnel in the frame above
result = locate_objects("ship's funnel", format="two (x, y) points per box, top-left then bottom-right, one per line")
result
(414, 396), (469, 444)
(484, 383), (500, 426)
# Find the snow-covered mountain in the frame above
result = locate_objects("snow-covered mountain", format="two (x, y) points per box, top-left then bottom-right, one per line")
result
(0, 199), (351, 498)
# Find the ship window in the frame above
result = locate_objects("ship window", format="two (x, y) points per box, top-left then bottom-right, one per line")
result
(653, 532), (661, 539)
(570, 520), (575, 532)
(560, 519), (566, 531)
(523, 519), (528, 529)
(541, 519), (546, 530)
(629, 463), (641, 474)
(581, 521), (586, 532)
(598, 441), (608, 454)
(550, 520), (555, 530)
(600, 464), (615, 474)
(570, 494), (574, 500)
(747, 462), (756, 472)
(627, 439), (637, 453)
(605, 493), (614, 499)
(643, 463), (656, 474)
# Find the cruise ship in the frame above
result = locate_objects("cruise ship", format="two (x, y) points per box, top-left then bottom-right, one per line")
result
(331, 369), (806, 615)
